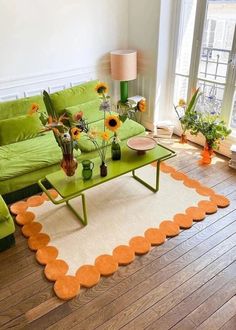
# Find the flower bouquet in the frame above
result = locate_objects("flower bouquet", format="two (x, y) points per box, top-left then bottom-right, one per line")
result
(117, 97), (146, 123)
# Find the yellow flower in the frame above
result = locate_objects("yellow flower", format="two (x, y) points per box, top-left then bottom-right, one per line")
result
(88, 127), (98, 140)
(71, 127), (81, 140)
(105, 115), (121, 132)
(137, 98), (146, 112)
(101, 131), (110, 141)
(95, 82), (109, 94)
(178, 99), (186, 107)
(28, 103), (39, 115)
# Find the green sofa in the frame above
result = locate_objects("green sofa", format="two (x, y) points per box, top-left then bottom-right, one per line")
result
(0, 195), (15, 251)
(0, 80), (145, 247)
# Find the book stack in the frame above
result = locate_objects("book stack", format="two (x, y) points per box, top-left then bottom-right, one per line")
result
(229, 144), (236, 169)
(155, 120), (174, 138)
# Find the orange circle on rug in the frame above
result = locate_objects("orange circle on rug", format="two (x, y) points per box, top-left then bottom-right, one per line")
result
(129, 236), (151, 255)
(76, 265), (100, 288)
(113, 245), (135, 265)
(45, 259), (69, 281)
(10, 201), (28, 215)
(171, 171), (188, 181)
(210, 194), (230, 208)
(198, 200), (217, 214)
(28, 233), (50, 251)
(159, 221), (180, 237)
(185, 207), (206, 221)
(95, 255), (118, 276)
(196, 186), (215, 197)
(183, 178), (201, 189)
(54, 275), (80, 300)
(173, 213), (193, 229)
(15, 211), (35, 225)
(36, 246), (58, 265)
(42, 189), (59, 201)
(160, 163), (176, 174)
(151, 161), (157, 167)
(22, 222), (42, 237)
(144, 228), (166, 245)
(27, 195), (45, 207)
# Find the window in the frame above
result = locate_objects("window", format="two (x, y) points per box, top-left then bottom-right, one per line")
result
(173, 0), (236, 131)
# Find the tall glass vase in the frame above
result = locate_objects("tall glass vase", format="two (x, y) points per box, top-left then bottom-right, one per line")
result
(60, 152), (78, 177)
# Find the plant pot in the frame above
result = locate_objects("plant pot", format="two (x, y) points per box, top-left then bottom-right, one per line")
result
(60, 153), (78, 177)
(199, 142), (214, 165)
(100, 161), (107, 177)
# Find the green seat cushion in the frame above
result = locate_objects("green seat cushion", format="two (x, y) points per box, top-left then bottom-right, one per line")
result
(65, 99), (103, 124)
(0, 95), (46, 120)
(0, 132), (81, 180)
(49, 80), (100, 116)
(0, 195), (12, 223)
(0, 114), (43, 146)
(77, 118), (145, 152)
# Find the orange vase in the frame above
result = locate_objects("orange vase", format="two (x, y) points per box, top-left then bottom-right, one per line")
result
(179, 133), (188, 144)
(199, 142), (214, 165)
(60, 153), (78, 177)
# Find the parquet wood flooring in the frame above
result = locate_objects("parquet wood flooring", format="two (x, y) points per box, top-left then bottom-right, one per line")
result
(0, 137), (235, 330)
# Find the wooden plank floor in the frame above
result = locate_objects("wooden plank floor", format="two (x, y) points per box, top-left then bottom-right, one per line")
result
(0, 137), (236, 330)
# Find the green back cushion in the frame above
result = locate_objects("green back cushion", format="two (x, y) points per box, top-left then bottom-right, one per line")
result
(0, 95), (46, 120)
(49, 80), (100, 116)
(0, 114), (43, 145)
(65, 99), (103, 124)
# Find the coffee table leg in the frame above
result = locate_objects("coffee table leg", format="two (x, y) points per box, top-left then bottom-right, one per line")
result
(132, 161), (160, 192)
(66, 193), (88, 226)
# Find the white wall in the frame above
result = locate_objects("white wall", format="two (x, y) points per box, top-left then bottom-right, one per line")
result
(0, 0), (128, 99)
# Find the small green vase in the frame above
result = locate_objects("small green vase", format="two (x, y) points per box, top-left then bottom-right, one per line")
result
(111, 138), (121, 160)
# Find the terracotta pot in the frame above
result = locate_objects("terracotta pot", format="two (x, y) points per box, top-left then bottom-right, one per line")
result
(60, 153), (78, 177)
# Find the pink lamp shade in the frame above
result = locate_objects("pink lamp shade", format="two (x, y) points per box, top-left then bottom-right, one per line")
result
(110, 50), (137, 81)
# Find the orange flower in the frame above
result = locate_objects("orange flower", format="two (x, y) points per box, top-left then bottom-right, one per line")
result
(137, 99), (146, 112)
(101, 131), (110, 141)
(95, 82), (109, 94)
(71, 127), (81, 140)
(28, 103), (39, 115)
(73, 111), (83, 121)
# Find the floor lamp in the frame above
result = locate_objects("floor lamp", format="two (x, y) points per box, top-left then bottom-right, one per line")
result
(110, 50), (137, 103)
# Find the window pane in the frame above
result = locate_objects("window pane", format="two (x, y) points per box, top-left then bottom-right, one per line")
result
(196, 79), (224, 115)
(175, 0), (197, 75)
(173, 75), (189, 104)
(198, 1), (236, 84)
(230, 89), (236, 129)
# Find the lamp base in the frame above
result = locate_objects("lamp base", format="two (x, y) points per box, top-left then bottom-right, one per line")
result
(120, 81), (128, 103)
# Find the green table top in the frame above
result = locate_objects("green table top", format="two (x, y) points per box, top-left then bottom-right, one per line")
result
(45, 143), (174, 198)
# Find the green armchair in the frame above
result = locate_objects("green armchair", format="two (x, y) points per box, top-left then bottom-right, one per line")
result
(0, 195), (15, 251)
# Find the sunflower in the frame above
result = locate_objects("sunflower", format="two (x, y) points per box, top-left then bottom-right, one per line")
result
(137, 99), (146, 112)
(105, 115), (121, 132)
(101, 131), (110, 141)
(71, 127), (81, 140)
(95, 82), (109, 95)
(28, 103), (39, 115)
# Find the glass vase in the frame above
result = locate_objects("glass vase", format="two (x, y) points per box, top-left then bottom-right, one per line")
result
(111, 140), (121, 160)
(199, 141), (214, 165)
(60, 152), (78, 177)
(100, 161), (107, 177)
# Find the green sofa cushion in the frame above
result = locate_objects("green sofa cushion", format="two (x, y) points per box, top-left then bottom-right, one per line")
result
(77, 118), (145, 152)
(0, 195), (12, 223)
(0, 114), (43, 146)
(65, 99), (103, 124)
(0, 132), (81, 180)
(49, 80), (100, 116)
(0, 95), (46, 120)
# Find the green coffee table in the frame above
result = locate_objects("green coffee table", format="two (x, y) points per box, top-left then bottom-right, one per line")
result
(38, 143), (176, 226)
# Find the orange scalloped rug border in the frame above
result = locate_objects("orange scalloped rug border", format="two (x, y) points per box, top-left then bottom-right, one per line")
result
(10, 167), (230, 300)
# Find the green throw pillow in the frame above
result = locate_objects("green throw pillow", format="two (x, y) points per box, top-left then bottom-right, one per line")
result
(65, 99), (103, 124)
(0, 114), (43, 146)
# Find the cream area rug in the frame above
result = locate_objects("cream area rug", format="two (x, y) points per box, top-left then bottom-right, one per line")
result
(10, 163), (230, 300)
